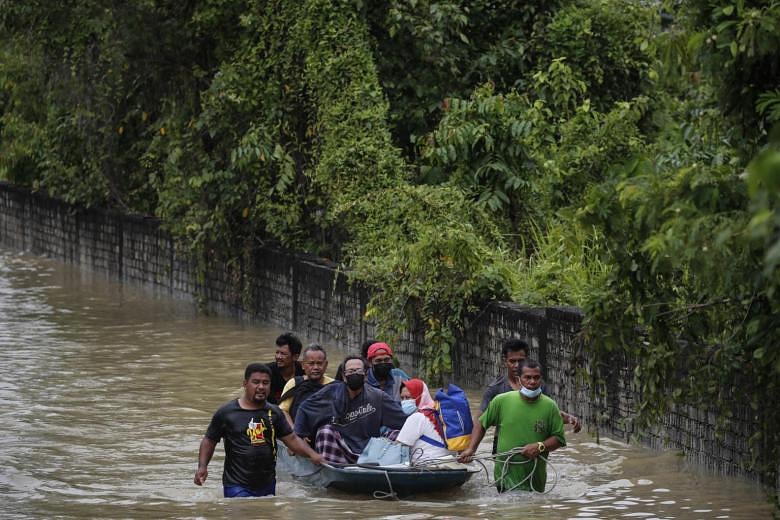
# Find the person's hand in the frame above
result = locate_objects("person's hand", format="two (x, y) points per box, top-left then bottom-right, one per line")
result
(562, 412), (582, 433)
(570, 414), (582, 433)
(457, 448), (475, 463)
(309, 452), (325, 466)
(194, 466), (208, 486)
(520, 442), (541, 459)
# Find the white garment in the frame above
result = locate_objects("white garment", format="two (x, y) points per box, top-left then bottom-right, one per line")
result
(396, 411), (453, 463)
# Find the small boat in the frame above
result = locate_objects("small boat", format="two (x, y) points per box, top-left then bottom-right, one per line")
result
(278, 451), (480, 497)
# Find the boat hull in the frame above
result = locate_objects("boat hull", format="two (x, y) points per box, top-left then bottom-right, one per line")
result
(319, 464), (477, 496)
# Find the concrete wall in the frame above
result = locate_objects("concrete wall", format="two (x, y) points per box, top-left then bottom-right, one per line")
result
(0, 181), (773, 489)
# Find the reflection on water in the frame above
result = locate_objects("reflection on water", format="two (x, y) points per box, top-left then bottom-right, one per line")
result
(0, 249), (773, 519)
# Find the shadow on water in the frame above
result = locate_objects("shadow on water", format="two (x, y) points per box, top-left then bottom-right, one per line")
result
(0, 249), (773, 519)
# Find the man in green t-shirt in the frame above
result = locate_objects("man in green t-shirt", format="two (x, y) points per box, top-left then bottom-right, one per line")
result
(458, 360), (566, 492)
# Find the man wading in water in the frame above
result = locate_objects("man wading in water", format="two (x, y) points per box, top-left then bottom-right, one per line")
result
(267, 332), (304, 404)
(194, 363), (323, 497)
(459, 360), (566, 492)
(480, 339), (581, 436)
(278, 343), (334, 426)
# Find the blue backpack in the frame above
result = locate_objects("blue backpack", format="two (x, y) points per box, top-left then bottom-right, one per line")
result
(433, 384), (473, 451)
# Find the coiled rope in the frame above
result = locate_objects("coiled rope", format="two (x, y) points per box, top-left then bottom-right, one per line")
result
(410, 447), (559, 494)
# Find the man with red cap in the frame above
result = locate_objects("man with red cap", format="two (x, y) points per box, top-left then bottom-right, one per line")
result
(365, 342), (409, 401)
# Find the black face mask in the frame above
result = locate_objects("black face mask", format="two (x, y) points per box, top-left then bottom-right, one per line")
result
(372, 362), (393, 379)
(345, 373), (364, 390)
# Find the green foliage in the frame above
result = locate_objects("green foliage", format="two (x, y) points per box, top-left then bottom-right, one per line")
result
(0, 0), (219, 211)
(511, 222), (612, 307)
(366, 0), (561, 154)
(575, 102), (780, 483)
(297, 0), (407, 237)
(540, 97), (648, 209)
(143, 0), (313, 252)
(420, 83), (549, 240)
(747, 144), (780, 274)
(533, 0), (657, 109)
(421, 59), (647, 243)
(687, 0), (780, 133)
(142, 0), (409, 258)
(757, 89), (780, 123)
(342, 184), (516, 380)
(0, 43), (56, 186)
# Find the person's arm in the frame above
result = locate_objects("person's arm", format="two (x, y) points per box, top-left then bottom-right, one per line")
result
(519, 435), (562, 459)
(278, 380), (296, 428)
(457, 420), (486, 462)
(560, 410), (582, 433)
(194, 437), (217, 486)
(479, 385), (496, 413)
(282, 409), (295, 429)
(280, 432), (324, 465)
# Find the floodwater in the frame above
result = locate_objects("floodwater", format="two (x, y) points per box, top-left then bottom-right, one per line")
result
(0, 249), (773, 519)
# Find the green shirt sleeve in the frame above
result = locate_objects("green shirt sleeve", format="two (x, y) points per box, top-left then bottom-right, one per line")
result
(479, 393), (501, 430)
(547, 398), (567, 447)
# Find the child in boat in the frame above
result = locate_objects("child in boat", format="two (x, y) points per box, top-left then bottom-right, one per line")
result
(396, 379), (454, 464)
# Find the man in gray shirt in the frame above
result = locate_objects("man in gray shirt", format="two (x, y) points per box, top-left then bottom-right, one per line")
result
(481, 340), (582, 449)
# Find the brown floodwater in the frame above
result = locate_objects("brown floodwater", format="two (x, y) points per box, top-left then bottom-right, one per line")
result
(0, 249), (773, 519)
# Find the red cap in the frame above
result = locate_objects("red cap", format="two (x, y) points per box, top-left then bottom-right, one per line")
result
(367, 342), (393, 360)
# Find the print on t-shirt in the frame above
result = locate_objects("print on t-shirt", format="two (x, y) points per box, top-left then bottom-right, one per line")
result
(247, 417), (268, 446)
(333, 403), (376, 426)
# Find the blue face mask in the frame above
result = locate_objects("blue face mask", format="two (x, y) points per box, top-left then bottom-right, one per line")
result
(401, 399), (417, 415)
(520, 386), (542, 398)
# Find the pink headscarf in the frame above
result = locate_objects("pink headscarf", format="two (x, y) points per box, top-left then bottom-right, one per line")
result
(403, 378), (436, 411)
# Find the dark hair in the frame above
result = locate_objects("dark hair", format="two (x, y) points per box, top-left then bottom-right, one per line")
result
(339, 354), (368, 381)
(360, 338), (378, 359)
(276, 332), (303, 356)
(303, 343), (327, 360)
(518, 359), (542, 374)
(502, 339), (530, 358)
(244, 362), (272, 380)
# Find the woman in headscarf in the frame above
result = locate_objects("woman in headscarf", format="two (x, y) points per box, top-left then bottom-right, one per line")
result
(396, 379), (454, 463)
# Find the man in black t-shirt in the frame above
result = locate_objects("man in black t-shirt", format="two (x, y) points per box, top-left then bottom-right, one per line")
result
(194, 363), (324, 497)
(267, 332), (304, 404)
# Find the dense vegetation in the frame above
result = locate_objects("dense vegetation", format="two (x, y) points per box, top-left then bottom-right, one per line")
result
(2, 0), (779, 491)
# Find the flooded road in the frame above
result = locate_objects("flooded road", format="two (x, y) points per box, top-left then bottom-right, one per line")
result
(0, 249), (773, 519)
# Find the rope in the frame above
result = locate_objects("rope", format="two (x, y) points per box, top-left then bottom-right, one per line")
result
(457, 447), (559, 494)
(326, 446), (558, 498)
(372, 469), (399, 500)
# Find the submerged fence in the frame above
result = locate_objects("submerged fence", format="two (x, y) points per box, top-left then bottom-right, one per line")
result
(0, 181), (774, 491)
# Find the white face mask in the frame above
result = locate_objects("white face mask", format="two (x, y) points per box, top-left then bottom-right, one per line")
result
(401, 399), (417, 415)
(520, 386), (542, 398)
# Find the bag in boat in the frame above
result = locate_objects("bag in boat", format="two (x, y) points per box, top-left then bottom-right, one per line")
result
(434, 384), (473, 451)
(357, 436), (410, 466)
